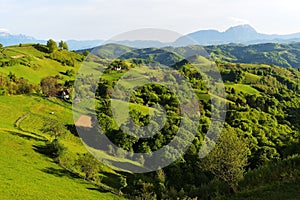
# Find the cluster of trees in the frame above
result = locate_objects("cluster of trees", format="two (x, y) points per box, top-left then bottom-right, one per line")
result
(91, 58), (300, 199)
(46, 39), (68, 53)
(0, 72), (74, 98)
(0, 72), (39, 95)
(45, 39), (83, 66)
(40, 76), (73, 98)
(106, 59), (130, 72)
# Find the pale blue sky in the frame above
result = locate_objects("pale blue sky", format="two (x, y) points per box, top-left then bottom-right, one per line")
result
(1, 0), (300, 40)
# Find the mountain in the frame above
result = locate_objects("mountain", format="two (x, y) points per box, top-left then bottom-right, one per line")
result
(0, 32), (44, 46)
(177, 24), (300, 45)
(3, 25), (300, 50)
(105, 25), (300, 48)
(64, 40), (103, 50)
(0, 32), (103, 50)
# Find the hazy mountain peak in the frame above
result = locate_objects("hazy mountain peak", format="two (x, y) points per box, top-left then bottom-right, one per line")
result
(225, 24), (257, 34)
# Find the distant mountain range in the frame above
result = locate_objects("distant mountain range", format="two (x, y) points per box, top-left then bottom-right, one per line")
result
(182, 24), (300, 45)
(2, 25), (300, 49)
(0, 32), (103, 50)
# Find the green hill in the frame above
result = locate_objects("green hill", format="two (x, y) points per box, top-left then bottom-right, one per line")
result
(205, 43), (300, 68)
(1, 43), (300, 199)
(0, 94), (123, 199)
(0, 44), (83, 84)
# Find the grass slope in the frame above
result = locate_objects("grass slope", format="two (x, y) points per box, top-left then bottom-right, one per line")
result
(0, 130), (119, 200)
(0, 45), (81, 84)
(0, 95), (124, 199)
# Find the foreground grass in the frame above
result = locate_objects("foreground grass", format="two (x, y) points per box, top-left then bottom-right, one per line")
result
(0, 94), (127, 199)
(0, 130), (120, 200)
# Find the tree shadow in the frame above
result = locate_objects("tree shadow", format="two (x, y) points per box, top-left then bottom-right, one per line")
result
(33, 143), (49, 155)
(33, 44), (49, 53)
(100, 172), (122, 189)
(42, 167), (116, 194)
(41, 167), (80, 179)
(66, 124), (79, 137)
(86, 187), (111, 193)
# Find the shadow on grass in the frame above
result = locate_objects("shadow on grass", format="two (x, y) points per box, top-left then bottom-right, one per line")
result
(86, 187), (111, 193)
(66, 124), (79, 137)
(33, 143), (53, 157)
(42, 167), (116, 194)
(100, 172), (122, 189)
(41, 167), (81, 179)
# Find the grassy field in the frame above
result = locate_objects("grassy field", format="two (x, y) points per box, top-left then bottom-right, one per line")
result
(243, 72), (261, 84)
(0, 46), (81, 84)
(225, 83), (260, 95)
(0, 130), (120, 200)
(0, 94), (125, 199)
(0, 95), (73, 130)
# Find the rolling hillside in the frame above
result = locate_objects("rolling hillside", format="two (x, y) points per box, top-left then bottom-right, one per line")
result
(0, 43), (300, 199)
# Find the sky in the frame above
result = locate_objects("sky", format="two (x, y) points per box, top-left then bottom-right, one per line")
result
(1, 0), (300, 40)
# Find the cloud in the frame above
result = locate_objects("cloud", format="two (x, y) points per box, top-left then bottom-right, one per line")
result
(229, 17), (250, 25)
(0, 28), (10, 33)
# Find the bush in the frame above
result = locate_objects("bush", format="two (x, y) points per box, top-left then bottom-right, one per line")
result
(42, 139), (66, 159)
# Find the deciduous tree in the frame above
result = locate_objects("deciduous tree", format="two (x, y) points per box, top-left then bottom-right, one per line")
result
(200, 126), (249, 193)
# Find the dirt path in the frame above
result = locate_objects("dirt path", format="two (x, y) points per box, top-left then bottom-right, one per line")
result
(10, 55), (25, 59)
(75, 115), (92, 128)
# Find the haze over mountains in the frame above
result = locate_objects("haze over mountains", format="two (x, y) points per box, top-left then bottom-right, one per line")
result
(0, 31), (103, 50)
(182, 24), (300, 45)
(2, 24), (300, 49)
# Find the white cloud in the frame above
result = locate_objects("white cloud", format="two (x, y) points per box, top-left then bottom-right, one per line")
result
(0, 28), (10, 33)
(229, 17), (250, 25)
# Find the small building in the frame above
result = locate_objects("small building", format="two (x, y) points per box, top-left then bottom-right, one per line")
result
(57, 89), (70, 99)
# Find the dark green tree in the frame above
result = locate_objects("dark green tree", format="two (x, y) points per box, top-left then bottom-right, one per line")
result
(200, 126), (249, 193)
(76, 153), (100, 181)
(41, 119), (66, 141)
(47, 39), (58, 53)
(59, 40), (69, 50)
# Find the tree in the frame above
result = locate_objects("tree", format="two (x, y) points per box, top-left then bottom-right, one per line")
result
(47, 39), (58, 53)
(119, 176), (127, 194)
(200, 126), (249, 193)
(76, 153), (100, 181)
(41, 119), (66, 140)
(40, 76), (59, 97)
(0, 43), (3, 48)
(59, 40), (69, 50)
(44, 139), (66, 159)
(65, 69), (75, 76)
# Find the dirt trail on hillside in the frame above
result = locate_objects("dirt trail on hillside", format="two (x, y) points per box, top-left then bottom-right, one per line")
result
(75, 115), (92, 128)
